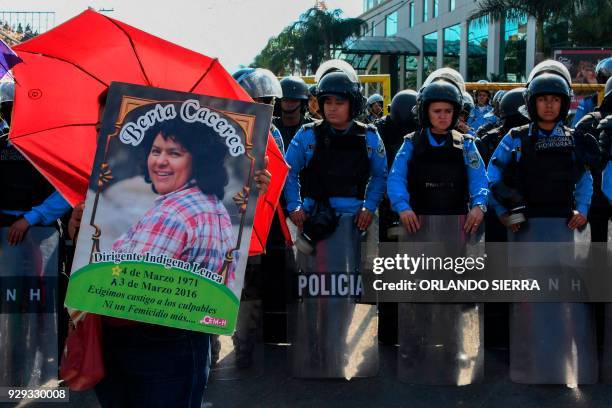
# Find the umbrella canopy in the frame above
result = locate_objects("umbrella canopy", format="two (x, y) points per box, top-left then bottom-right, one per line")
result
(10, 9), (287, 255)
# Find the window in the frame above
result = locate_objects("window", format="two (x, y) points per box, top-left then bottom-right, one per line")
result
(423, 0), (428, 22)
(409, 2), (414, 27)
(443, 24), (461, 71)
(433, 0), (438, 18)
(423, 31), (438, 79)
(405, 56), (418, 89)
(386, 11), (398, 36)
(449, 0), (455, 11)
(500, 11), (528, 82)
(467, 16), (488, 81)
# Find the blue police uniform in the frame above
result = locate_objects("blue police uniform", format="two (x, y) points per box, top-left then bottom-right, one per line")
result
(468, 104), (495, 133)
(571, 95), (597, 128)
(270, 124), (285, 153)
(604, 161), (612, 203)
(284, 121), (388, 215)
(387, 128), (488, 213)
(487, 122), (593, 216)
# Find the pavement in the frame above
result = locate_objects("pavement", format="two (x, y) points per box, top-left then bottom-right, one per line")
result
(203, 344), (612, 408)
(7, 343), (612, 408)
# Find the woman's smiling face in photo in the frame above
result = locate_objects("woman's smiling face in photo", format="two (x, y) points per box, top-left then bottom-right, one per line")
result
(147, 133), (193, 195)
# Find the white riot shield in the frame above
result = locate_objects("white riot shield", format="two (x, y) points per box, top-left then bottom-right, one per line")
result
(288, 214), (378, 379)
(508, 218), (597, 385)
(0, 227), (60, 387)
(397, 215), (485, 385)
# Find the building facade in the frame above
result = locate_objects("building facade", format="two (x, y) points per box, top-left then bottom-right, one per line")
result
(357, 0), (536, 90)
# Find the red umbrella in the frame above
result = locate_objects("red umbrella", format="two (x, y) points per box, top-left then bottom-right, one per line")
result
(10, 9), (287, 255)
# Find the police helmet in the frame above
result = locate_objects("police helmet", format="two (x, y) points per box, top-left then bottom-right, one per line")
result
(232, 68), (283, 100)
(389, 89), (417, 127)
(416, 78), (463, 129)
(316, 71), (363, 119)
(461, 92), (475, 116)
(493, 90), (506, 104)
(596, 57), (612, 84)
(422, 67), (466, 93)
(0, 81), (14, 104)
(527, 59), (572, 87)
(523, 73), (572, 121)
(308, 84), (318, 97)
(280, 76), (309, 100)
(314, 59), (360, 84)
(367, 93), (383, 107)
(498, 87), (526, 119)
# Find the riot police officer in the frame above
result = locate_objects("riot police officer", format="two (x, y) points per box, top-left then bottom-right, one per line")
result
(456, 91), (475, 136)
(232, 68), (285, 152)
(387, 70), (488, 385)
(211, 68), (286, 372)
(273, 76), (313, 147)
(0, 80), (71, 243)
(573, 75), (612, 242)
(305, 84), (322, 121)
(477, 89), (506, 138)
(365, 93), (384, 123)
(374, 89), (418, 170)
(477, 87), (530, 165)
(373, 89), (418, 344)
(572, 57), (612, 126)
(284, 67), (387, 378)
(468, 79), (494, 132)
(488, 60), (597, 385)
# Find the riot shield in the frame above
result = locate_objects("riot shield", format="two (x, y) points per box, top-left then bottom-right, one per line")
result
(288, 214), (378, 379)
(397, 215), (485, 385)
(0, 227), (60, 387)
(508, 218), (597, 385)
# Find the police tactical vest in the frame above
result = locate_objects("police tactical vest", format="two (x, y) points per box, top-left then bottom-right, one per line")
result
(511, 125), (577, 218)
(407, 129), (469, 215)
(375, 115), (417, 168)
(0, 142), (55, 211)
(273, 115), (314, 148)
(301, 121), (370, 201)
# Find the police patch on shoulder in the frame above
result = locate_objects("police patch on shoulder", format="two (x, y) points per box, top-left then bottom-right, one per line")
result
(467, 150), (480, 169)
(376, 143), (385, 157)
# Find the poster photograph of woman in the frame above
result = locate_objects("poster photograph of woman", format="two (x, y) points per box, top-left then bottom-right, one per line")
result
(65, 82), (272, 335)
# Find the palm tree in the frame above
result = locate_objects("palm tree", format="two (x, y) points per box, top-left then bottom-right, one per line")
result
(293, 7), (366, 72)
(252, 7), (365, 75)
(469, 0), (575, 63)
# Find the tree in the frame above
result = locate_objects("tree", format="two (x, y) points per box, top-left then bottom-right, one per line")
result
(569, 0), (612, 47)
(469, 0), (575, 63)
(251, 7), (365, 75)
(293, 7), (365, 72)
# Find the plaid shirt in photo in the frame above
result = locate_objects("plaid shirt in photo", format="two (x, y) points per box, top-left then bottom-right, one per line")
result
(112, 183), (236, 282)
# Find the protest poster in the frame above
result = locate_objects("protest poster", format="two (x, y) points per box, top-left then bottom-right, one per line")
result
(554, 48), (612, 109)
(65, 82), (272, 335)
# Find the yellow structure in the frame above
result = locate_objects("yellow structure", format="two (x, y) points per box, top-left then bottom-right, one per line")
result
(302, 74), (392, 110)
(466, 82), (606, 105)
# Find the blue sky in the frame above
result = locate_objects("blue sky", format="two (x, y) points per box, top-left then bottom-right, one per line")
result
(0, 0), (363, 72)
